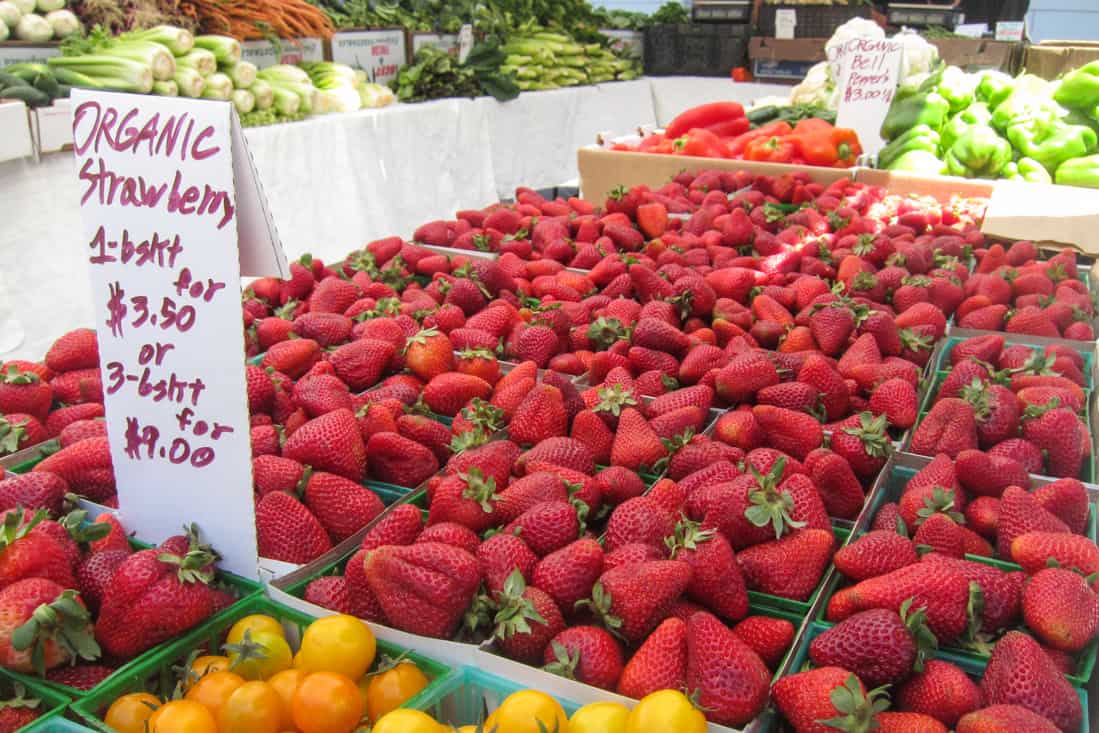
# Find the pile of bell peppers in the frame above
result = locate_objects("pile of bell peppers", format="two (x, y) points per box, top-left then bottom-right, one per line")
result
(609, 100), (864, 168)
(877, 62), (1099, 188)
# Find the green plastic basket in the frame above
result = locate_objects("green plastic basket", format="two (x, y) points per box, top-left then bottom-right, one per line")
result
(71, 596), (455, 731)
(784, 623), (1090, 733)
(747, 525), (848, 618)
(407, 666), (580, 725)
(0, 669), (73, 732)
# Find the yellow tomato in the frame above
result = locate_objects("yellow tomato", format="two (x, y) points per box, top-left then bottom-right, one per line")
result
(292, 672), (364, 733)
(490, 690), (569, 733)
(570, 701), (629, 733)
(227, 629), (294, 680)
(294, 615), (376, 680)
(625, 690), (706, 733)
(184, 670), (245, 721)
(104, 692), (160, 733)
(371, 709), (445, 733)
(456, 727), (480, 733)
(268, 668), (308, 731)
(148, 699), (218, 733)
(364, 659), (430, 721)
(227, 614), (286, 645)
(217, 680), (283, 733)
(186, 655), (230, 688)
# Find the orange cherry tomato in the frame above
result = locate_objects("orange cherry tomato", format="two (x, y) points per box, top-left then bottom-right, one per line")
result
(104, 692), (160, 733)
(184, 670), (245, 721)
(148, 699), (218, 733)
(292, 672), (364, 733)
(217, 680), (283, 733)
(268, 668), (308, 731)
(364, 659), (430, 721)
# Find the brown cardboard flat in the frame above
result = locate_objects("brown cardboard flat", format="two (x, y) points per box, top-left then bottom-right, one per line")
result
(749, 36), (827, 63)
(577, 146), (853, 204)
(982, 180), (1099, 255)
(1025, 42), (1099, 80)
(929, 38), (1021, 73)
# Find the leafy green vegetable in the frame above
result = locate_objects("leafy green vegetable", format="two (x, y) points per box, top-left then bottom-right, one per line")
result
(392, 40), (518, 103)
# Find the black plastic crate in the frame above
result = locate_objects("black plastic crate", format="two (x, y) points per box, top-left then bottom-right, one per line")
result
(644, 23), (749, 76)
(757, 4), (872, 38)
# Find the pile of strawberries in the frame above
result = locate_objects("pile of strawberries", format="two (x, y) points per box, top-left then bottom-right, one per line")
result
(0, 471), (240, 696)
(958, 240), (1096, 340)
(910, 333), (1092, 479)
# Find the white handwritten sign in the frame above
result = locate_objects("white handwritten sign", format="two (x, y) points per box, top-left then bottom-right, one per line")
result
(833, 37), (904, 156)
(241, 38), (324, 69)
(411, 33), (460, 58)
(331, 30), (407, 85)
(69, 90), (282, 577)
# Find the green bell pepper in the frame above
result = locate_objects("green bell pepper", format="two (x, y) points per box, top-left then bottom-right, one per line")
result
(881, 91), (950, 140)
(877, 124), (941, 169)
(1001, 161), (1019, 179)
(1055, 155), (1099, 188)
(1006, 117), (1098, 173)
(991, 75), (1061, 132)
(938, 65), (979, 114)
(1016, 156), (1053, 184)
(887, 149), (948, 176)
(945, 125), (1012, 178)
(1054, 60), (1099, 110)
(976, 70), (1015, 109)
(941, 102), (993, 151)
(1063, 105), (1099, 136)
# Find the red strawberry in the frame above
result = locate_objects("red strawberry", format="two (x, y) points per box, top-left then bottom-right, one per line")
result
(0, 510), (75, 589)
(504, 501), (580, 557)
(981, 631), (1081, 733)
(909, 398), (978, 458)
(954, 450), (1028, 498)
(805, 449), (864, 519)
(913, 513), (966, 558)
(304, 575), (355, 615)
(715, 352), (779, 405)
(367, 432), (439, 487)
(0, 473), (67, 516)
(1032, 478), (1089, 534)
(0, 368), (51, 422)
(256, 491), (332, 563)
(616, 616), (686, 698)
(509, 384), (568, 446)
(609, 408), (666, 472)
(869, 378), (918, 429)
(531, 538), (604, 615)
(492, 570), (566, 664)
(542, 625), (623, 691)
(31, 437), (114, 502)
(834, 530), (919, 581)
(513, 325), (559, 367)
(667, 518), (748, 622)
(1022, 567), (1099, 653)
(686, 610), (770, 726)
(731, 614), (794, 669)
(798, 355), (850, 421)
(282, 408), (365, 481)
(752, 405), (823, 460)
(605, 496), (675, 553)
(831, 412), (892, 479)
(773, 667), (867, 733)
(810, 305), (856, 356)
(1012, 531), (1099, 579)
(360, 503), (422, 550)
(896, 659), (982, 727)
(920, 554), (1023, 633)
(997, 486), (1070, 561)
(809, 603), (934, 686)
(262, 338), (321, 379)
(404, 328), (455, 381)
(303, 471), (384, 542)
(737, 528), (833, 601)
(1021, 400), (1084, 478)
(476, 532), (537, 596)
(957, 705), (1061, 733)
(364, 542), (480, 638)
(426, 469), (499, 532)
(416, 522), (480, 555)
(636, 202), (668, 238)
(44, 329), (99, 373)
(420, 373), (491, 418)
(579, 560), (691, 643)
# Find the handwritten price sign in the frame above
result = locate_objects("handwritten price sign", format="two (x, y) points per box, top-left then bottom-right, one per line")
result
(832, 37), (904, 156)
(70, 90), (262, 577)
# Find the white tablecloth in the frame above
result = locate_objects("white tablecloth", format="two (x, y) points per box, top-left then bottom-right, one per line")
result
(0, 79), (785, 361)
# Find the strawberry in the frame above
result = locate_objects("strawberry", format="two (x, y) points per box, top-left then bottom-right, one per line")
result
(981, 631), (1081, 733)
(1021, 400), (1084, 478)
(872, 501), (906, 534)
(954, 450), (1028, 498)
(0, 510), (75, 589)
(44, 329), (98, 373)
(715, 352), (779, 404)
(0, 368), (51, 422)
(636, 202), (668, 238)
(329, 339), (396, 392)
(0, 473), (67, 516)
(513, 325), (559, 367)
(957, 705), (1060, 733)
(805, 449), (865, 519)
(516, 437), (596, 476)
(997, 486), (1070, 561)
(542, 625), (624, 691)
(773, 668), (870, 733)
(736, 528), (833, 601)
(810, 305), (856, 356)
(476, 532), (537, 595)
(920, 554), (1023, 633)
(1022, 567), (1099, 653)
(810, 602), (935, 686)
(256, 491), (332, 563)
(0, 579), (97, 675)
(877, 711), (949, 732)
(364, 542), (480, 638)
(508, 384), (568, 446)
(713, 410), (765, 451)
(1032, 478), (1089, 534)
(96, 532), (222, 658)
(686, 610), (770, 726)
(75, 548), (129, 614)
(834, 530), (919, 581)
(831, 412), (892, 478)
(896, 659), (982, 728)
(292, 375), (353, 417)
(909, 398), (978, 458)
(609, 408), (666, 472)
(57, 418), (106, 448)
(31, 437), (114, 502)
(579, 560), (691, 643)
(504, 501), (580, 557)
(426, 469), (499, 532)
(283, 408), (365, 481)
(617, 615), (686, 698)
(404, 328), (455, 381)
(1011, 531), (1099, 578)
(531, 538), (604, 615)
(262, 338), (321, 379)
(303, 471), (384, 543)
(367, 432), (439, 487)
(606, 494), (679, 554)
(666, 518), (748, 622)
(826, 562), (972, 642)
(913, 513), (966, 558)
(752, 405), (823, 460)
(423, 373), (493, 418)
(304, 575), (355, 615)
(731, 615), (794, 669)
(492, 570), (565, 664)
(756, 381), (821, 414)
(416, 522), (480, 555)
(869, 378), (918, 429)
(307, 277), (361, 314)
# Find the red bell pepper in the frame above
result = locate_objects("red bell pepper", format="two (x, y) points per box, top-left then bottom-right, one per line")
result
(675, 128), (731, 158)
(665, 101), (746, 139)
(744, 135), (797, 163)
(727, 121), (793, 157)
(704, 116), (750, 139)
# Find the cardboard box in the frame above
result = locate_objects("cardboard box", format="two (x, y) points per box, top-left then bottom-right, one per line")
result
(929, 38), (1021, 72)
(0, 100), (33, 163)
(748, 36), (824, 80)
(577, 146), (852, 205)
(1025, 41), (1099, 80)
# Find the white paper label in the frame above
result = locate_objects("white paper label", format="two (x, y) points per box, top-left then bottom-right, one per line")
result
(330, 30), (407, 85)
(241, 38), (324, 69)
(600, 29), (644, 60)
(412, 33), (460, 58)
(0, 45), (60, 66)
(775, 9), (797, 40)
(69, 90), (266, 577)
(954, 23), (988, 38)
(833, 36), (904, 156)
(458, 24), (474, 64)
(994, 21), (1024, 42)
